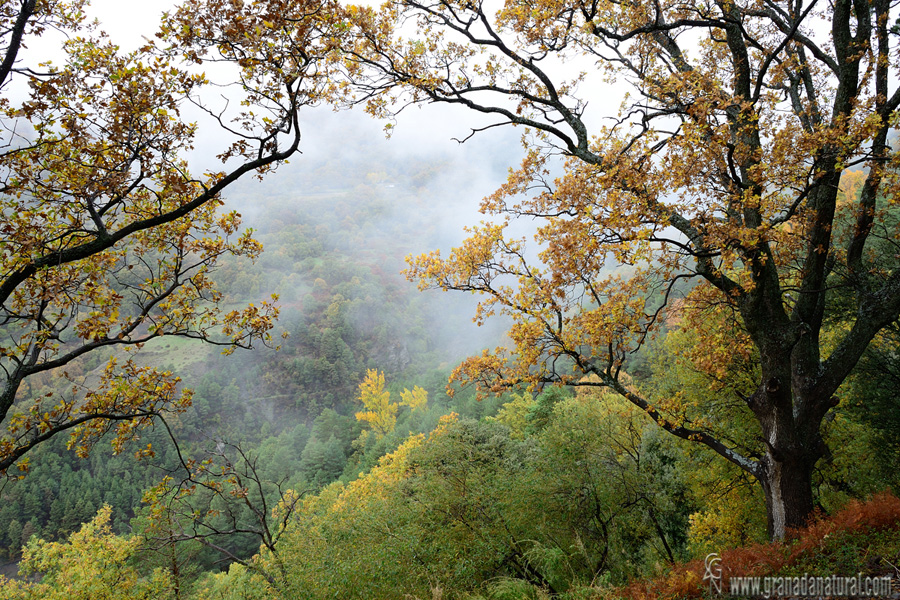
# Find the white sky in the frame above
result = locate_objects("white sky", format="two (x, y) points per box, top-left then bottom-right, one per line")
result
(76, 0), (525, 179)
(86, 0), (175, 48)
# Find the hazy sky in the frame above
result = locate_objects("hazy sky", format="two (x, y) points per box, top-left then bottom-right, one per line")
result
(77, 0), (530, 262)
(67, 0), (523, 370)
(78, 0), (520, 179)
(87, 0), (174, 47)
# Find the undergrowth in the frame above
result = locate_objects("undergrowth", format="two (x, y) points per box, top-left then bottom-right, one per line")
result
(602, 492), (900, 600)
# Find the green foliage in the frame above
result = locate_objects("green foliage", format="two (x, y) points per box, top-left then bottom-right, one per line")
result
(535, 388), (695, 582)
(0, 506), (173, 600)
(209, 386), (705, 599)
(0, 424), (172, 559)
(300, 434), (346, 487)
(488, 391), (534, 439)
(525, 387), (571, 435)
(842, 321), (900, 494)
(189, 564), (270, 600)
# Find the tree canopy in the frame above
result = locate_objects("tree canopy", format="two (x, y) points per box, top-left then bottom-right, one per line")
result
(0, 0), (347, 475)
(343, 0), (900, 538)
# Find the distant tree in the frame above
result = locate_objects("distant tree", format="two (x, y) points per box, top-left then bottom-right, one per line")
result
(0, 0), (347, 475)
(300, 435), (346, 486)
(355, 371), (430, 440)
(320, 435), (348, 483)
(489, 391), (533, 439)
(5, 519), (22, 557)
(399, 385), (428, 413)
(525, 387), (570, 435)
(355, 369), (398, 439)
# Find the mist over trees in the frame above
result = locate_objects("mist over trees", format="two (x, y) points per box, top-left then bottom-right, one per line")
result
(2, 0), (900, 598)
(0, 105), (523, 566)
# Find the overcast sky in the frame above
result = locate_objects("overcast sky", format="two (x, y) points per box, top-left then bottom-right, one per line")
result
(79, 0), (517, 176)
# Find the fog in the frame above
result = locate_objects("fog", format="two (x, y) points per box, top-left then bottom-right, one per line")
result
(221, 104), (527, 364)
(11, 0), (561, 431)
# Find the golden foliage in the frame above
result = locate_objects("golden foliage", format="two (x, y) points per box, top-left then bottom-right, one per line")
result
(355, 369), (398, 439)
(399, 385), (428, 413)
(355, 371), (429, 438)
(0, 506), (172, 600)
(0, 0), (353, 474)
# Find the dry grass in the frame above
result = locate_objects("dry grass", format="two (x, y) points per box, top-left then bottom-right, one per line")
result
(612, 492), (900, 600)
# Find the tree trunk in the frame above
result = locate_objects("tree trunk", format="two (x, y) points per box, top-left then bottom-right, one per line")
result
(746, 365), (824, 540)
(759, 451), (816, 540)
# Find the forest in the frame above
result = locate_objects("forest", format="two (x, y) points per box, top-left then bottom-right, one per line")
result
(1, 0), (900, 598)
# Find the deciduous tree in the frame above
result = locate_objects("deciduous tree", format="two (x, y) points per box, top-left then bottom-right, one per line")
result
(0, 505), (173, 600)
(349, 0), (900, 538)
(355, 369), (429, 438)
(142, 437), (308, 589)
(355, 368), (398, 438)
(0, 0), (345, 475)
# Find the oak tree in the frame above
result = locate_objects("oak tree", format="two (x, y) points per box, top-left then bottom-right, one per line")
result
(349, 0), (900, 538)
(0, 0), (345, 475)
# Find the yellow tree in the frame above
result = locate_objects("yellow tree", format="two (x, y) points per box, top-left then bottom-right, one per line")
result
(0, 0), (348, 475)
(356, 372), (429, 438)
(347, 0), (900, 539)
(355, 369), (398, 438)
(0, 505), (172, 600)
(399, 385), (428, 413)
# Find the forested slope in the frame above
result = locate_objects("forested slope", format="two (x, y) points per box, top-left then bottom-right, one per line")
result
(3, 112), (900, 598)
(0, 113), (516, 563)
